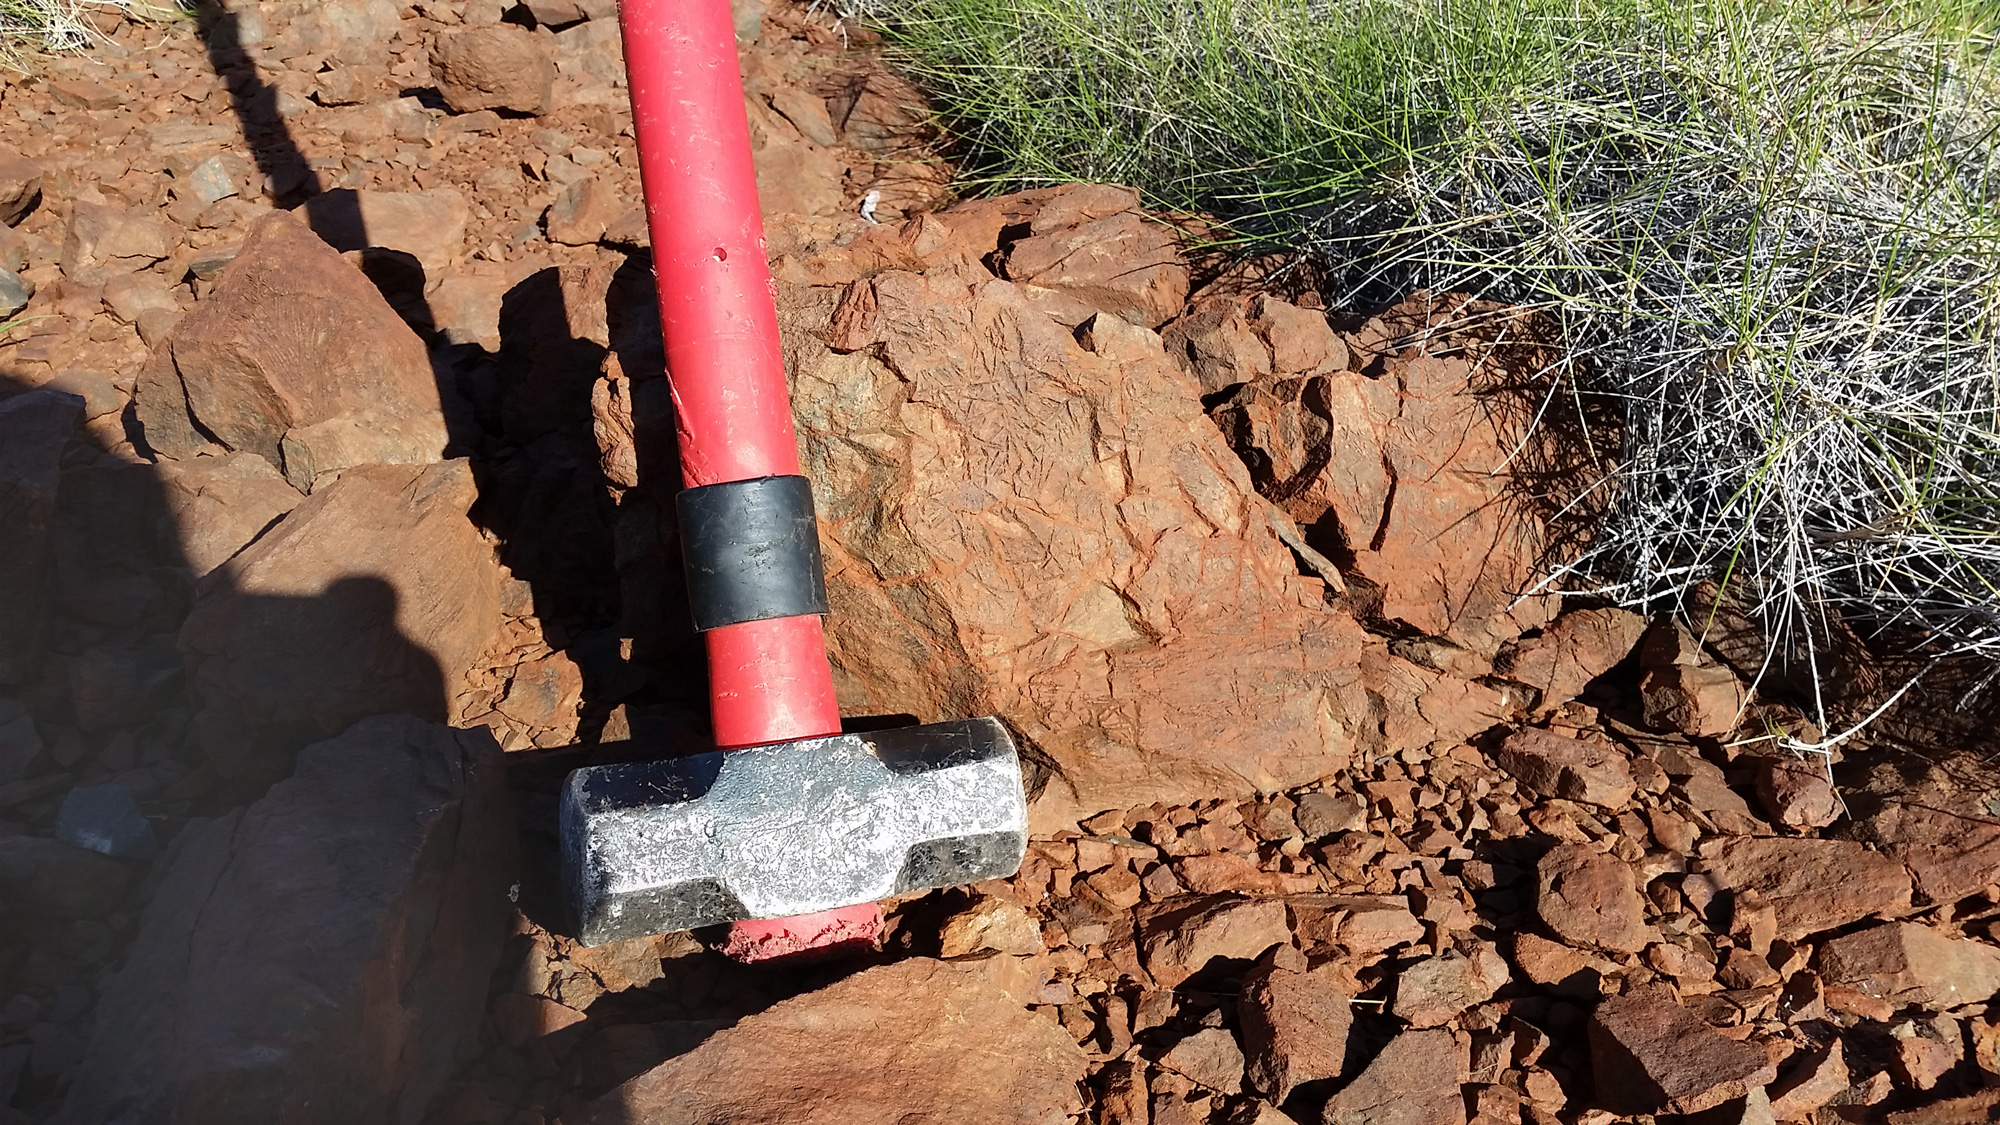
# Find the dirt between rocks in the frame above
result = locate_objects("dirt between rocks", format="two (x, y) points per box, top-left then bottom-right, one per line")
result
(3, 2), (2000, 1124)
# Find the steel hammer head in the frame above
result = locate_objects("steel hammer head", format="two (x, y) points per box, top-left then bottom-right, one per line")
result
(560, 717), (1028, 946)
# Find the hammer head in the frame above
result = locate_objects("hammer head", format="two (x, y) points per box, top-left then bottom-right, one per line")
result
(560, 717), (1028, 946)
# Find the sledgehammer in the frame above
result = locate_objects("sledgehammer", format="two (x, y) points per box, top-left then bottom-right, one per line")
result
(558, 0), (1028, 958)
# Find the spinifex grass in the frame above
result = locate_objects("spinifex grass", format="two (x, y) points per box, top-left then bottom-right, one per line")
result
(0, 0), (173, 67)
(877, 0), (2000, 719)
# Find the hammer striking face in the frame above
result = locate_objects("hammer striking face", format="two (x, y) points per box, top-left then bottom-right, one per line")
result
(560, 717), (1029, 946)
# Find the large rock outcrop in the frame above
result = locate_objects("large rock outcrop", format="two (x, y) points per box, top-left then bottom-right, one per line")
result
(776, 215), (1362, 825)
(759, 192), (1525, 825)
(56, 716), (515, 1125)
(179, 460), (500, 785)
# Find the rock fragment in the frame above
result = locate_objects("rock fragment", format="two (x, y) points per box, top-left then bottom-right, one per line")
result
(0, 264), (30, 318)
(579, 959), (1086, 1125)
(1137, 896), (1290, 988)
(1589, 988), (1778, 1116)
(1238, 953), (1351, 1101)
(1817, 922), (2000, 1010)
(1536, 843), (1650, 953)
(997, 184), (1188, 327)
(56, 717), (514, 1125)
(61, 200), (170, 283)
(154, 452), (304, 577)
(1393, 942), (1510, 1027)
(1495, 607), (1647, 714)
(0, 149), (41, 225)
(1512, 931), (1617, 1000)
(1767, 1038), (1848, 1122)
(141, 210), (447, 475)
(1293, 791), (1367, 838)
(938, 895), (1043, 957)
(302, 187), (470, 280)
(1321, 1028), (1467, 1125)
(1754, 757), (1841, 830)
(432, 26), (557, 115)
(1494, 727), (1636, 808)
(1696, 837), (1911, 942)
(1160, 1027), (1245, 1093)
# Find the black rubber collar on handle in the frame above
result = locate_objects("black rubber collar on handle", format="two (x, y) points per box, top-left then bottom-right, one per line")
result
(677, 475), (830, 632)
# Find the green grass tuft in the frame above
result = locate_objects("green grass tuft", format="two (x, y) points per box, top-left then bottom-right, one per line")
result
(876, 0), (2000, 711)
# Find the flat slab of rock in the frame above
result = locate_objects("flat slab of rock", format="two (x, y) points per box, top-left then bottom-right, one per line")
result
(179, 460), (500, 786)
(1138, 895), (1291, 988)
(56, 716), (515, 1125)
(1696, 837), (1912, 941)
(1321, 1028), (1467, 1125)
(1817, 922), (2000, 1010)
(578, 958), (1086, 1125)
(1494, 727), (1635, 808)
(1589, 988), (1778, 1116)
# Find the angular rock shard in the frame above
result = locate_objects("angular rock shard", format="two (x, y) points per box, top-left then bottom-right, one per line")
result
(1817, 922), (2000, 1010)
(143, 209), (448, 479)
(1696, 837), (1912, 942)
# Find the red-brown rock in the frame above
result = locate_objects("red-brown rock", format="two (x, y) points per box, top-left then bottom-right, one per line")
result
(1641, 662), (1747, 737)
(1321, 1028), (1467, 1125)
(431, 26), (556, 115)
(155, 452), (304, 577)
(61, 199), (170, 283)
(1695, 837), (1911, 941)
(1137, 896), (1290, 988)
(1536, 844), (1650, 953)
(1767, 1038), (1848, 1122)
(1589, 988), (1778, 1116)
(1755, 757), (1841, 830)
(1393, 942), (1510, 1027)
(140, 211), (448, 483)
(779, 229), (1365, 824)
(1211, 300), (1559, 661)
(179, 461), (500, 785)
(0, 148), (41, 226)
(56, 717), (515, 1125)
(1494, 727), (1636, 809)
(1495, 607), (1647, 714)
(1817, 922), (2000, 1010)
(1160, 1027), (1245, 1093)
(1238, 953), (1352, 1101)
(578, 958), (1086, 1125)
(0, 835), (129, 918)
(1511, 932), (1615, 1000)
(996, 184), (1188, 328)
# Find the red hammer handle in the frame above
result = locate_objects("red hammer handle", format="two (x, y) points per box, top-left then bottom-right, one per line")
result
(619, 0), (839, 751)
